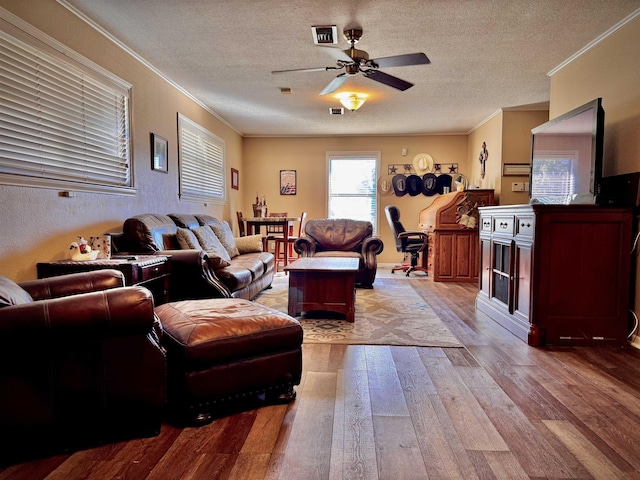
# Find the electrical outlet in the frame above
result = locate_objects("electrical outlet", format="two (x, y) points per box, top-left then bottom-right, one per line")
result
(511, 182), (525, 192)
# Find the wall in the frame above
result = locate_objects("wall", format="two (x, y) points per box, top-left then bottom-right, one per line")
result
(467, 113), (503, 200)
(548, 14), (640, 340)
(0, 0), (243, 282)
(242, 135), (468, 264)
(500, 110), (550, 205)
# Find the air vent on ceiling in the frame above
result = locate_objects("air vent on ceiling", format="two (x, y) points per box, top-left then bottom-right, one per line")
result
(312, 25), (338, 44)
(279, 87), (292, 94)
(329, 107), (344, 115)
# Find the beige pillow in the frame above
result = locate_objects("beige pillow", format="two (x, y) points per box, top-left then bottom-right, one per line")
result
(210, 221), (240, 258)
(192, 226), (231, 269)
(176, 227), (202, 250)
(234, 234), (263, 254)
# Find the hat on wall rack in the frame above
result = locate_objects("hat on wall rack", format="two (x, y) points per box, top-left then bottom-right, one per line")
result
(392, 174), (408, 196)
(413, 153), (434, 175)
(406, 174), (423, 196)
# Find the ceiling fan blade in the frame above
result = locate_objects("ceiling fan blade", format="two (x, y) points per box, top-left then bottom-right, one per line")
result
(272, 66), (337, 74)
(319, 74), (349, 95)
(371, 52), (430, 68)
(318, 46), (353, 63)
(364, 70), (414, 91)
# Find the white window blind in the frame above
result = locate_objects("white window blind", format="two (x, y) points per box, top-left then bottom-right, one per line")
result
(327, 153), (379, 233)
(0, 25), (132, 193)
(178, 114), (225, 202)
(530, 153), (576, 202)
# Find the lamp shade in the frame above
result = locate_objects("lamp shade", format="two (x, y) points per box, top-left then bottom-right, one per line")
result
(339, 94), (366, 111)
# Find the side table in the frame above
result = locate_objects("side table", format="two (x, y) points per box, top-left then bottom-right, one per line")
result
(37, 255), (171, 304)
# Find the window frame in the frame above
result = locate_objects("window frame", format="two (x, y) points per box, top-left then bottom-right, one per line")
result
(177, 113), (226, 204)
(0, 8), (134, 195)
(326, 151), (380, 234)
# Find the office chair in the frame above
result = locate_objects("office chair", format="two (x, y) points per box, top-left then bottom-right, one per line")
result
(384, 205), (429, 276)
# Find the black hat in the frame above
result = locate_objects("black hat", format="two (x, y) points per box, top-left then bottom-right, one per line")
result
(436, 174), (453, 194)
(406, 174), (422, 196)
(392, 174), (408, 196)
(422, 173), (438, 196)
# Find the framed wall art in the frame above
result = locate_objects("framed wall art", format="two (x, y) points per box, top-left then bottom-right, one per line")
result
(280, 169), (296, 195)
(231, 168), (239, 190)
(151, 133), (168, 173)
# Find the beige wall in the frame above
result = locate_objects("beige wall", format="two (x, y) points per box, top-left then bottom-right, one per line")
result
(549, 15), (640, 337)
(549, 15), (640, 177)
(500, 110), (550, 205)
(467, 113), (503, 200)
(0, 0), (243, 282)
(243, 135), (468, 264)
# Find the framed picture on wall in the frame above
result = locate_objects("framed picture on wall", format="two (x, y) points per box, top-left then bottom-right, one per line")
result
(280, 169), (296, 195)
(151, 133), (168, 173)
(231, 168), (239, 190)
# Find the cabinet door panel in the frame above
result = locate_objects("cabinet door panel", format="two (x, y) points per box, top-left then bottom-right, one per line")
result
(513, 243), (531, 322)
(479, 237), (491, 296)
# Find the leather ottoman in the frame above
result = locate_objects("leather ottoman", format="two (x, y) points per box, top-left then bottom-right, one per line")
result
(155, 298), (303, 425)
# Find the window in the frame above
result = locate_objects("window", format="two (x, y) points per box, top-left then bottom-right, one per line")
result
(530, 152), (577, 202)
(178, 114), (225, 202)
(327, 152), (379, 232)
(0, 16), (132, 194)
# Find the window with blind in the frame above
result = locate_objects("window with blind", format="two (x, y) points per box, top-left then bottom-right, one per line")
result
(327, 153), (379, 232)
(178, 114), (225, 202)
(530, 153), (576, 202)
(0, 18), (132, 194)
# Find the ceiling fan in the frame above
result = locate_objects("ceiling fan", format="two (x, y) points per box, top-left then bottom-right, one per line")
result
(271, 28), (430, 95)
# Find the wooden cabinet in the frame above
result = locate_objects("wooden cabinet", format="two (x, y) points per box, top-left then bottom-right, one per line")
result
(476, 204), (633, 346)
(419, 189), (495, 282)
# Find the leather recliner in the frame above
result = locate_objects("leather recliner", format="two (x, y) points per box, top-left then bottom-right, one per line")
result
(0, 270), (166, 464)
(294, 218), (384, 288)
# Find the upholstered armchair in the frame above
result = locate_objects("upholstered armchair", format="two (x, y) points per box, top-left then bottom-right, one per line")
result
(0, 270), (166, 463)
(294, 218), (384, 288)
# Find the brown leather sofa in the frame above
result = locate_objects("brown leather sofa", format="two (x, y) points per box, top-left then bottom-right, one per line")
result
(294, 218), (384, 288)
(118, 213), (274, 301)
(0, 270), (166, 463)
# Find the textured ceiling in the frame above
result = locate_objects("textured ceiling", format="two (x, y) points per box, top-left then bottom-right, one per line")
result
(63, 1), (640, 136)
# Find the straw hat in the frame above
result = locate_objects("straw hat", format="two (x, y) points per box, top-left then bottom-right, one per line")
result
(413, 153), (434, 175)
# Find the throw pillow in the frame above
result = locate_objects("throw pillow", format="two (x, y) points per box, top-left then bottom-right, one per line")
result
(0, 276), (34, 308)
(175, 227), (202, 250)
(192, 226), (232, 269)
(210, 221), (240, 258)
(234, 234), (263, 254)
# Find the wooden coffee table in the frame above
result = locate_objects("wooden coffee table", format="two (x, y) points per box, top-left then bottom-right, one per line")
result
(284, 257), (359, 322)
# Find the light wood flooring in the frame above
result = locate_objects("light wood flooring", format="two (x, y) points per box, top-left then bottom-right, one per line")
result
(2, 276), (640, 479)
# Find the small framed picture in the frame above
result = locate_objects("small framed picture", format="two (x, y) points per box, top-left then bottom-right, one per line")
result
(151, 133), (168, 173)
(231, 168), (239, 190)
(280, 169), (296, 195)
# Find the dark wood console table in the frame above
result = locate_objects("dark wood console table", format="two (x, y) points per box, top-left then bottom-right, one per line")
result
(37, 255), (171, 304)
(476, 204), (633, 346)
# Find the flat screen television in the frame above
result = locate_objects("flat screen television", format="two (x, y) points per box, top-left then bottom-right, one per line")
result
(529, 98), (604, 205)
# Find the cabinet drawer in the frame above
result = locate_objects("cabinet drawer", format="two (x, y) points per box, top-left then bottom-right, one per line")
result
(492, 216), (514, 235)
(139, 262), (169, 281)
(480, 215), (492, 232)
(516, 215), (534, 237)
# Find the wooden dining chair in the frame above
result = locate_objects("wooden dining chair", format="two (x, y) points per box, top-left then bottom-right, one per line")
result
(274, 212), (307, 273)
(263, 212), (290, 253)
(236, 211), (246, 237)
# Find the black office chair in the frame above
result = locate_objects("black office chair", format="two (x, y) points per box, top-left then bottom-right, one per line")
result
(384, 205), (429, 276)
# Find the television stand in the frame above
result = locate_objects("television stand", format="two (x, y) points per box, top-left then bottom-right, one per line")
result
(476, 204), (633, 346)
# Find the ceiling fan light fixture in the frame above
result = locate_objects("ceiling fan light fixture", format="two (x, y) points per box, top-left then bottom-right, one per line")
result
(338, 93), (367, 111)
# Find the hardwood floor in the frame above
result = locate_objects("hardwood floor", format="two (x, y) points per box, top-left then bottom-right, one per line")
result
(3, 277), (640, 479)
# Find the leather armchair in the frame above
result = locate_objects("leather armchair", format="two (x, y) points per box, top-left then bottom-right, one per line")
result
(0, 270), (166, 463)
(294, 218), (384, 288)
